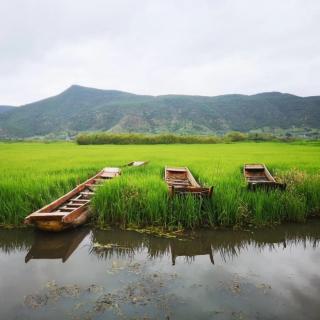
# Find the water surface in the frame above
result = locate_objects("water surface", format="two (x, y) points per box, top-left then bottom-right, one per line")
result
(0, 221), (319, 319)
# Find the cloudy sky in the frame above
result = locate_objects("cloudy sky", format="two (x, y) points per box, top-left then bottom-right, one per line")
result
(1, 0), (320, 105)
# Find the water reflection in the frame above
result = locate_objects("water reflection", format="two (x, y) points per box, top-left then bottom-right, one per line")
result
(0, 221), (319, 320)
(0, 228), (33, 253)
(91, 221), (320, 264)
(25, 228), (90, 263)
(0, 220), (318, 264)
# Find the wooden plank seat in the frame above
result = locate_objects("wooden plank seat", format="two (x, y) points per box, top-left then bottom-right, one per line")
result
(59, 207), (75, 212)
(64, 204), (83, 208)
(80, 191), (94, 196)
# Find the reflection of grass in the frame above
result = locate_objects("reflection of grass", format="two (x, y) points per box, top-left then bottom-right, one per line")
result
(0, 229), (34, 253)
(90, 222), (320, 262)
(0, 142), (320, 227)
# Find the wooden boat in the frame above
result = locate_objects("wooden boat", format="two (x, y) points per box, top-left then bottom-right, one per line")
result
(25, 228), (90, 263)
(244, 164), (286, 190)
(24, 167), (121, 232)
(127, 161), (148, 167)
(165, 166), (213, 197)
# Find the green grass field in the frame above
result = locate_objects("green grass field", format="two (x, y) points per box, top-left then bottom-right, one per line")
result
(0, 142), (319, 228)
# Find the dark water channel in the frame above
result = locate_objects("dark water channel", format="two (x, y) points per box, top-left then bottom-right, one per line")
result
(0, 221), (320, 320)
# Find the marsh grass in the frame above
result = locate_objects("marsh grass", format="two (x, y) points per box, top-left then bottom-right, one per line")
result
(0, 142), (319, 228)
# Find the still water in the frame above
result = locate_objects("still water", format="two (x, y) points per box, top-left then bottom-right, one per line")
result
(0, 221), (319, 320)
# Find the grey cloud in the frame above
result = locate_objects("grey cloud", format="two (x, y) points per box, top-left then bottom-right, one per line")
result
(0, 0), (319, 105)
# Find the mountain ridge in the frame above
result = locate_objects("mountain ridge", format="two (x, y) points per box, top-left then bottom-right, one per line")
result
(0, 105), (15, 114)
(0, 85), (319, 138)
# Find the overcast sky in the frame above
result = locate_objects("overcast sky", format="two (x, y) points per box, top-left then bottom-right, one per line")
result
(1, 0), (320, 105)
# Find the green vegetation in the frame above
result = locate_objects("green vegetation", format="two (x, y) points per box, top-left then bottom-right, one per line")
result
(0, 106), (14, 114)
(76, 133), (222, 145)
(76, 132), (302, 145)
(1, 85), (320, 139)
(0, 142), (319, 228)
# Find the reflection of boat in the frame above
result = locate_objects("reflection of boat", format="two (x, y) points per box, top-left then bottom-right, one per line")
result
(127, 161), (148, 167)
(25, 228), (90, 263)
(165, 166), (213, 197)
(170, 238), (214, 265)
(18, 221), (318, 265)
(24, 167), (121, 232)
(91, 229), (214, 265)
(244, 164), (286, 190)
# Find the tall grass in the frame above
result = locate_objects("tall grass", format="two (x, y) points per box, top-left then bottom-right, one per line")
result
(0, 142), (320, 228)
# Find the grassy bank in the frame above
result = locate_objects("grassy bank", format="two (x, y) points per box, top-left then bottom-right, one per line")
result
(0, 142), (319, 228)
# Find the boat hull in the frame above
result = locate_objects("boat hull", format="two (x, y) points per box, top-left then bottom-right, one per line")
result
(33, 211), (90, 232)
(34, 220), (70, 232)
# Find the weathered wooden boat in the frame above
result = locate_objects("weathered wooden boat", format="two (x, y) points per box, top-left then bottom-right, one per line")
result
(165, 166), (213, 197)
(25, 228), (90, 263)
(244, 164), (286, 190)
(127, 161), (149, 167)
(24, 167), (121, 232)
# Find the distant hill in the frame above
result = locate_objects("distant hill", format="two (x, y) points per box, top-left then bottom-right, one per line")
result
(0, 85), (319, 138)
(0, 105), (15, 114)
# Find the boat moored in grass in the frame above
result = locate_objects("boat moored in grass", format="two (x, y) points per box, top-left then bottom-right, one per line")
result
(24, 167), (121, 232)
(244, 164), (286, 190)
(127, 161), (149, 167)
(165, 166), (213, 197)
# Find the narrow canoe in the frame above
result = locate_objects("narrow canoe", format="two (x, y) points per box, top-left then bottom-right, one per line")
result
(244, 164), (286, 190)
(127, 161), (149, 167)
(165, 166), (213, 197)
(24, 167), (121, 232)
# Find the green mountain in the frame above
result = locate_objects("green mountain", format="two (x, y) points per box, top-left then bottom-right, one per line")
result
(0, 106), (15, 114)
(0, 85), (319, 138)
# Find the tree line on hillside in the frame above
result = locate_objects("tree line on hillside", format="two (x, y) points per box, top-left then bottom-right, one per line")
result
(76, 132), (299, 145)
